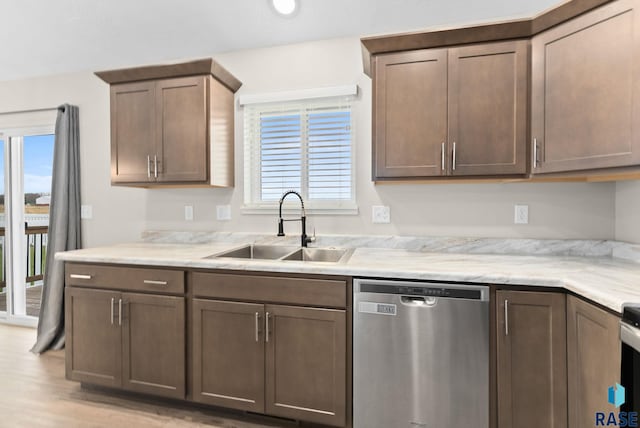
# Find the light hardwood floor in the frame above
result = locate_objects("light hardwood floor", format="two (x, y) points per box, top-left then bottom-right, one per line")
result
(0, 324), (286, 428)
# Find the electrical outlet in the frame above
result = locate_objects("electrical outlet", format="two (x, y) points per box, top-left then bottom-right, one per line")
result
(80, 205), (93, 220)
(372, 205), (391, 224)
(514, 204), (529, 224)
(184, 205), (194, 221)
(216, 205), (231, 221)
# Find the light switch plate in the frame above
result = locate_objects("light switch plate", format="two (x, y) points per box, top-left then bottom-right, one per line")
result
(372, 205), (391, 224)
(216, 205), (231, 221)
(81, 205), (93, 220)
(514, 204), (529, 224)
(184, 205), (194, 221)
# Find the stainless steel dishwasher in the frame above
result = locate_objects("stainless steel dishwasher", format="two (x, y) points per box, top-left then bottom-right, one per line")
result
(353, 278), (489, 428)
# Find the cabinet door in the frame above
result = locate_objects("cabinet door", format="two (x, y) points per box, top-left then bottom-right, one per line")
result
(265, 305), (346, 427)
(156, 76), (208, 183)
(531, 0), (640, 173)
(65, 287), (122, 387)
(192, 299), (265, 413)
(567, 295), (621, 428)
(496, 291), (567, 428)
(121, 293), (185, 399)
(448, 41), (528, 176)
(374, 49), (448, 178)
(110, 81), (156, 183)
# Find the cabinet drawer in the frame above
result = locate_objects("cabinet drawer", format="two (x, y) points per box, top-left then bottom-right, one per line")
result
(65, 263), (185, 294)
(192, 272), (347, 308)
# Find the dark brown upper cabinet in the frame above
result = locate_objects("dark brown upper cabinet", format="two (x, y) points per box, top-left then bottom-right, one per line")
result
(97, 58), (241, 187)
(531, 0), (640, 174)
(373, 40), (528, 180)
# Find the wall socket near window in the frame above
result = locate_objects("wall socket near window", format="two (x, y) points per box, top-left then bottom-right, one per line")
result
(80, 205), (93, 220)
(514, 204), (529, 224)
(184, 205), (194, 221)
(216, 205), (231, 221)
(372, 205), (391, 224)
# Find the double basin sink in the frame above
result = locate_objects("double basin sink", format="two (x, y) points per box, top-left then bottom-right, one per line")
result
(206, 244), (353, 263)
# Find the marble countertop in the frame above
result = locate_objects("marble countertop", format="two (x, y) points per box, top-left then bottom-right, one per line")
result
(56, 241), (640, 314)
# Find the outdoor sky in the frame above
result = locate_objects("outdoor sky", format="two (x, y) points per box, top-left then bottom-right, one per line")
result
(0, 134), (54, 194)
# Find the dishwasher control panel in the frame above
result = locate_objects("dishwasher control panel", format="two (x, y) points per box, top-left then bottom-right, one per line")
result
(359, 282), (484, 300)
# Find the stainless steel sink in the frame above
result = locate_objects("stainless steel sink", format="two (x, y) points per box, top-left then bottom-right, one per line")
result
(281, 247), (353, 263)
(205, 244), (353, 263)
(207, 244), (299, 260)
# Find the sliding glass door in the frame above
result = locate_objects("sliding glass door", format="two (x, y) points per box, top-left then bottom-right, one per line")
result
(0, 128), (54, 325)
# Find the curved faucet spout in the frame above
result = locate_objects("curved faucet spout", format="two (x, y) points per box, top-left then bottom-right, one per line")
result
(277, 190), (312, 247)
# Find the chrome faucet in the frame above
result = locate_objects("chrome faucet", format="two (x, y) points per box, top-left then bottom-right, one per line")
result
(277, 190), (313, 247)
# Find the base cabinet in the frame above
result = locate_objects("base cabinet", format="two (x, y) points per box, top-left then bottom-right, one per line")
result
(192, 299), (346, 427)
(496, 290), (567, 428)
(66, 287), (186, 399)
(567, 295), (621, 428)
(265, 305), (346, 426)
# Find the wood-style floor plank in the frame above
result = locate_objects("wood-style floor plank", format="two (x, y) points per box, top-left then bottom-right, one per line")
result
(0, 324), (286, 427)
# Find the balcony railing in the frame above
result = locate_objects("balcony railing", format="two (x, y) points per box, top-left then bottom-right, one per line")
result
(0, 225), (48, 289)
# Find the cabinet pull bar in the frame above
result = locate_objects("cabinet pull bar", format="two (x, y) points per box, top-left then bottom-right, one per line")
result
(143, 280), (168, 286)
(441, 142), (445, 171)
(154, 155), (158, 178)
(533, 138), (539, 168)
(118, 299), (123, 326)
(110, 298), (115, 325)
(265, 312), (271, 343)
(452, 142), (457, 171)
(255, 312), (260, 342)
(504, 299), (509, 336)
(70, 274), (92, 280)
(147, 155), (151, 178)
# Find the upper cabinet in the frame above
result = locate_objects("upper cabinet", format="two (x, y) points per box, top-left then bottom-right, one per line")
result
(531, 0), (640, 174)
(96, 58), (241, 187)
(364, 0), (640, 181)
(373, 40), (528, 180)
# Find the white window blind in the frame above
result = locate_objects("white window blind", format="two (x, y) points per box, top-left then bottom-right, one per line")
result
(243, 95), (356, 213)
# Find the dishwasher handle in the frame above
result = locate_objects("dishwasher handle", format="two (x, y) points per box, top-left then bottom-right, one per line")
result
(401, 296), (437, 306)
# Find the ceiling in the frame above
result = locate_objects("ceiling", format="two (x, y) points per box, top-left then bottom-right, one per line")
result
(1, 0), (561, 82)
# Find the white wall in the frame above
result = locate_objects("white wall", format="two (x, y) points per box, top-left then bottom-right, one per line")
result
(0, 37), (620, 246)
(615, 181), (640, 243)
(0, 73), (146, 248)
(146, 38), (616, 241)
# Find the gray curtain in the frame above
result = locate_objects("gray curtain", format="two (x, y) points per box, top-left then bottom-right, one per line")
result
(31, 104), (81, 354)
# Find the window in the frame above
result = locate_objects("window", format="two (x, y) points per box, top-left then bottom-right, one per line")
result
(243, 93), (356, 213)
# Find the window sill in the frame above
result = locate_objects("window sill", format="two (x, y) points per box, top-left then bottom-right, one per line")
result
(241, 204), (359, 216)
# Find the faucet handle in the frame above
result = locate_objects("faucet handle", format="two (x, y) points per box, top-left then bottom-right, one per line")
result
(309, 227), (316, 243)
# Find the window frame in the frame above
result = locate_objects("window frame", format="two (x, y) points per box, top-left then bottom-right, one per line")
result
(242, 92), (358, 215)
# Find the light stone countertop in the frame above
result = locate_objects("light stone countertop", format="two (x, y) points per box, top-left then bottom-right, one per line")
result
(56, 241), (640, 314)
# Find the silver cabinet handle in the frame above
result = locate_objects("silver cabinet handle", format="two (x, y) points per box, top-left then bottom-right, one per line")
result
(504, 299), (509, 336)
(265, 312), (271, 343)
(70, 274), (91, 280)
(110, 298), (115, 325)
(452, 142), (457, 171)
(147, 155), (151, 178)
(143, 280), (168, 286)
(441, 142), (445, 171)
(118, 299), (123, 326)
(533, 138), (539, 168)
(255, 312), (260, 342)
(154, 155), (158, 178)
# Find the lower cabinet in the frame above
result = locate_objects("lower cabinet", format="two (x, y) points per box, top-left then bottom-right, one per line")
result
(192, 299), (346, 427)
(66, 286), (186, 399)
(496, 290), (567, 428)
(567, 295), (621, 428)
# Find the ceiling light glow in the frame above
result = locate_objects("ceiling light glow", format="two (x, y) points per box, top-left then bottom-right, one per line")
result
(272, 0), (297, 15)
